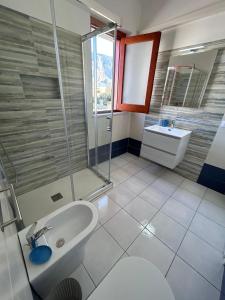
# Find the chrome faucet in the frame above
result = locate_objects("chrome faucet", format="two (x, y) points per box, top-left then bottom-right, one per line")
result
(170, 120), (176, 128)
(26, 221), (53, 248)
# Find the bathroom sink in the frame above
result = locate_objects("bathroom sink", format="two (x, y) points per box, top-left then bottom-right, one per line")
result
(18, 201), (98, 298)
(144, 125), (191, 138)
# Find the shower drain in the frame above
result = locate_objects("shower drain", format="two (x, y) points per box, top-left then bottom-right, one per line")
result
(56, 238), (65, 248)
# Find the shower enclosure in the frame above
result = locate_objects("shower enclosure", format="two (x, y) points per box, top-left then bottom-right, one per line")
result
(162, 65), (207, 108)
(0, 0), (117, 227)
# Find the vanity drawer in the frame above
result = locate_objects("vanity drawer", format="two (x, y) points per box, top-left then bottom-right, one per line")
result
(142, 130), (180, 154)
(140, 144), (177, 169)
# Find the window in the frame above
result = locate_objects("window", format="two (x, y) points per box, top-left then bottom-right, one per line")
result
(91, 33), (114, 112)
(91, 17), (161, 114)
(91, 17), (125, 113)
(117, 32), (161, 113)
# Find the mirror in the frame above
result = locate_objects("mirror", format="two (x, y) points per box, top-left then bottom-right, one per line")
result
(162, 48), (218, 108)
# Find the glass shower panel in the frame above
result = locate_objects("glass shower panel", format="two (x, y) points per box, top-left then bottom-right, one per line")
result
(0, 4), (73, 227)
(82, 27), (117, 188)
(93, 32), (114, 180)
(52, 0), (112, 200)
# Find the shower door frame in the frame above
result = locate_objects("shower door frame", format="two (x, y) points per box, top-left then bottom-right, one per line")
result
(81, 22), (117, 194)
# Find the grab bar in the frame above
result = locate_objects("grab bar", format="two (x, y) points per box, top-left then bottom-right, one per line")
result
(0, 141), (17, 185)
(0, 184), (22, 232)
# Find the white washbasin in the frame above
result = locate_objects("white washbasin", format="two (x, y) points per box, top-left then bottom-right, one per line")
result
(144, 125), (191, 139)
(18, 200), (98, 298)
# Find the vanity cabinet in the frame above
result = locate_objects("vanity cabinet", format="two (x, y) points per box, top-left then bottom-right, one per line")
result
(140, 125), (191, 169)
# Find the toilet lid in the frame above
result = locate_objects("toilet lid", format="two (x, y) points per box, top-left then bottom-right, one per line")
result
(88, 257), (175, 300)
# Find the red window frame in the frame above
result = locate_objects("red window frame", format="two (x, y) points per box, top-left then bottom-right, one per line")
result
(91, 17), (161, 114)
(91, 17), (126, 112)
(117, 32), (161, 113)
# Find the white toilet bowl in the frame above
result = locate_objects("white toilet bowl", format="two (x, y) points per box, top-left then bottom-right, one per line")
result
(88, 257), (175, 300)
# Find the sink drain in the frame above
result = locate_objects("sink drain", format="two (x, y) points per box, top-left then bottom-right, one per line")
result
(56, 238), (65, 248)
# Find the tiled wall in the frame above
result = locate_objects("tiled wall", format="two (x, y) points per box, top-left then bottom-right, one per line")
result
(0, 6), (87, 195)
(145, 44), (225, 182)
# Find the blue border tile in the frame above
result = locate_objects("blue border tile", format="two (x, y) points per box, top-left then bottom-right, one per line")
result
(198, 163), (225, 194)
(89, 137), (142, 166)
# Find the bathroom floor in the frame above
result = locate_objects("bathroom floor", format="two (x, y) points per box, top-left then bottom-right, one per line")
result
(70, 153), (225, 300)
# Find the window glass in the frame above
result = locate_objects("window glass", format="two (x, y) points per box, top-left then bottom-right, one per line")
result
(91, 33), (114, 112)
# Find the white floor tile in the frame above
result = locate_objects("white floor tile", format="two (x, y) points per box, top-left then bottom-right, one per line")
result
(180, 179), (206, 198)
(172, 188), (202, 211)
(135, 168), (159, 184)
(95, 221), (101, 231)
(103, 210), (143, 250)
(128, 157), (150, 168)
(147, 212), (187, 252)
(204, 189), (225, 209)
(120, 175), (148, 196)
(127, 229), (175, 276)
(107, 184), (136, 207)
(145, 163), (165, 176)
(110, 168), (130, 186)
(151, 177), (178, 196)
(124, 196), (158, 226)
(161, 198), (195, 228)
(70, 264), (95, 300)
(139, 185), (169, 209)
(83, 227), (123, 286)
(119, 152), (137, 161)
(178, 231), (224, 291)
(122, 162), (142, 175)
(93, 195), (121, 225)
(198, 200), (225, 227)
(167, 256), (222, 300)
(190, 213), (225, 252)
(111, 156), (129, 168)
(161, 170), (184, 186)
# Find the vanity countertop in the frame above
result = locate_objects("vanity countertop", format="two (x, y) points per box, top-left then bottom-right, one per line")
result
(144, 125), (192, 139)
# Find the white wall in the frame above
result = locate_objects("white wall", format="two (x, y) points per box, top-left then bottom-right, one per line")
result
(129, 113), (145, 141)
(206, 115), (225, 169)
(95, 0), (142, 34)
(88, 113), (131, 148)
(139, 0), (225, 32)
(158, 11), (225, 52)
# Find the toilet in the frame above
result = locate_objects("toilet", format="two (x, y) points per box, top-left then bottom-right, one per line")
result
(88, 257), (175, 300)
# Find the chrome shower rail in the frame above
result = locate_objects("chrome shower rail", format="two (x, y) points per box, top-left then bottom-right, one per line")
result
(0, 184), (22, 232)
(82, 22), (117, 42)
